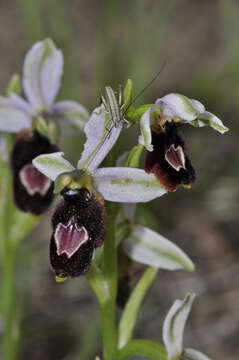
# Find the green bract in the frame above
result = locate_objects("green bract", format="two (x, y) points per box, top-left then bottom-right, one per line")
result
(123, 225), (195, 272)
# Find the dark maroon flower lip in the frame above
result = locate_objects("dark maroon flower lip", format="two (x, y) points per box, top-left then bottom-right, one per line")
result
(145, 123), (196, 191)
(54, 217), (89, 258)
(50, 190), (106, 278)
(10, 130), (59, 214)
(19, 164), (52, 196)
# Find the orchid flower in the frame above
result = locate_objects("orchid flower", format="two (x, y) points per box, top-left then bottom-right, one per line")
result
(33, 102), (167, 279)
(163, 293), (212, 360)
(0, 38), (89, 137)
(138, 94), (228, 191)
(0, 39), (88, 214)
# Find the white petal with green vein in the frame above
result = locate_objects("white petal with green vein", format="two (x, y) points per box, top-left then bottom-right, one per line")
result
(23, 39), (63, 111)
(138, 107), (153, 151)
(184, 348), (212, 360)
(33, 152), (75, 181)
(0, 104), (31, 132)
(53, 100), (89, 133)
(123, 225), (194, 271)
(163, 293), (195, 360)
(93, 167), (167, 202)
(77, 105), (122, 171)
(158, 93), (199, 121)
(196, 111), (229, 134)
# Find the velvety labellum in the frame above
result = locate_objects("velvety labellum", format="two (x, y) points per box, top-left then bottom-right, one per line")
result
(50, 190), (106, 278)
(10, 130), (58, 215)
(55, 217), (89, 258)
(145, 123), (196, 191)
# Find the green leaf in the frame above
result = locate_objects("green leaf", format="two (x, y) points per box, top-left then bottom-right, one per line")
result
(125, 144), (144, 168)
(123, 79), (133, 110)
(10, 211), (39, 246)
(125, 104), (152, 123)
(117, 339), (166, 360)
(35, 117), (49, 138)
(7, 74), (21, 95)
(86, 263), (109, 304)
(118, 267), (158, 348)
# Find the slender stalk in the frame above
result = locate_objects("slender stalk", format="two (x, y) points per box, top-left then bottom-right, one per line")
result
(0, 160), (19, 360)
(100, 300), (118, 360)
(2, 244), (19, 360)
(100, 202), (118, 360)
(0, 141), (38, 359)
(118, 267), (158, 348)
(103, 202), (118, 299)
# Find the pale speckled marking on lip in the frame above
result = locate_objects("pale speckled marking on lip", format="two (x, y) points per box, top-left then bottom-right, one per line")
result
(54, 218), (89, 258)
(19, 163), (52, 196)
(165, 144), (186, 172)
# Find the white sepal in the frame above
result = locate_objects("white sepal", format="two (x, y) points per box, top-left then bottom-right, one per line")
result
(195, 111), (229, 134)
(53, 100), (89, 133)
(93, 167), (167, 202)
(23, 39), (63, 111)
(157, 94), (199, 121)
(0, 103), (31, 132)
(183, 348), (212, 360)
(77, 105), (122, 171)
(3, 93), (35, 116)
(32, 152), (75, 181)
(163, 293), (195, 360)
(157, 93), (228, 134)
(123, 225), (195, 271)
(138, 107), (153, 151)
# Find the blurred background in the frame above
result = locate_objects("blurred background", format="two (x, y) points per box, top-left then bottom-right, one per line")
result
(0, 0), (238, 359)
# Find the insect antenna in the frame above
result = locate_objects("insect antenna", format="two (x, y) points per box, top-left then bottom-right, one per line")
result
(123, 60), (167, 116)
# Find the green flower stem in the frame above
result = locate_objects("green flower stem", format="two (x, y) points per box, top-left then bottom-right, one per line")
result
(118, 267), (158, 348)
(0, 148), (39, 359)
(2, 244), (19, 360)
(1, 214), (39, 360)
(100, 299), (118, 360)
(100, 202), (118, 360)
(87, 202), (119, 360)
(103, 202), (118, 299)
(87, 264), (118, 360)
(1, 169), (21, 358)
(117, 339), (166, 360)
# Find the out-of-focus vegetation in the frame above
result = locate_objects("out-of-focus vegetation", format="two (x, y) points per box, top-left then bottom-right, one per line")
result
(0, 1), (238, 359)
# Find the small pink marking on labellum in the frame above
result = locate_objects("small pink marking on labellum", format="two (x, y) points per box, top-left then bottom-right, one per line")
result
(55, 218), (89, 258)
(165, 144), (186, 171)
(19, 164), (52, 196)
